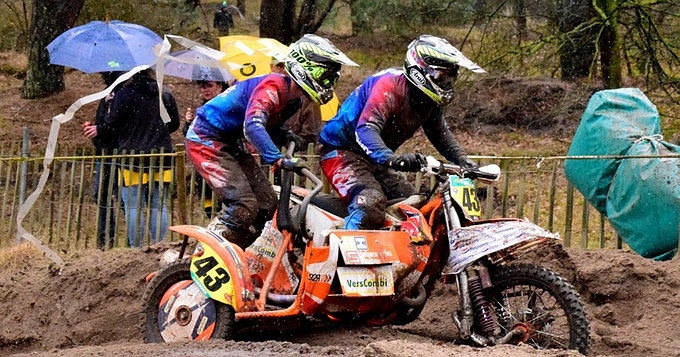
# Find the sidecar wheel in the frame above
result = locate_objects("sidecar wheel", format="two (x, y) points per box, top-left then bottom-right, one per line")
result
(143, 258), (235, 342)
(488, 263), (590, 355)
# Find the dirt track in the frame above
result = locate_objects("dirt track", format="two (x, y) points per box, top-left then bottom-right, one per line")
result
(1, 243), (679, 357)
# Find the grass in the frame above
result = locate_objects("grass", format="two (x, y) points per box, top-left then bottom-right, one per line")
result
(0, 242), (47, 271)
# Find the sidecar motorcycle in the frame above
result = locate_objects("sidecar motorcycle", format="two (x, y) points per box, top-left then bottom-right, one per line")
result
(143, 148), (590, 355)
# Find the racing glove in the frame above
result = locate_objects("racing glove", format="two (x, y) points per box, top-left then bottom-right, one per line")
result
(388, 153), (426, 172)
(457, 155), (478, 170)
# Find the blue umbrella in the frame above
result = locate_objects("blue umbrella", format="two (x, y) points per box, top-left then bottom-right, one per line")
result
(47, 20), (163, 73)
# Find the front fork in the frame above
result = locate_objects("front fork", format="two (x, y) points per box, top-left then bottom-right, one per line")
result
(440, 182), (502, 345)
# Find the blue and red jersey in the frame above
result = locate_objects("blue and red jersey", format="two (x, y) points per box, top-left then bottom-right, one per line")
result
(186, 73), (302, 164)
(320, 69), (466, 165)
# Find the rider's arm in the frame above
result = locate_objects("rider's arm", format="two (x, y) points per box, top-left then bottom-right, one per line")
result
(422, 113), (467, 163)
(243, 76), (288, 164)
(355, 77), (404, 166)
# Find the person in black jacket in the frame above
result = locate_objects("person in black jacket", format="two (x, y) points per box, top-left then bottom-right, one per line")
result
(85, 69), (180, 247)
(84, 71), (124, 250)
(213, 2), (234, 36)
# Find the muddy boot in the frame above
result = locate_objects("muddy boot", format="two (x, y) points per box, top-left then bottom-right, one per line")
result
(218, 226), (256, 250)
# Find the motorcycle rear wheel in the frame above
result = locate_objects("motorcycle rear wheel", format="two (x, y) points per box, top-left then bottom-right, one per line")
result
(487, 263), (590, 355)
(143, 258), (235, 343)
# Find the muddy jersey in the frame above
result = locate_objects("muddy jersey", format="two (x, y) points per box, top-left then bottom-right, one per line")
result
(320, 69), (465, 165)
(186, 74), (302, 164)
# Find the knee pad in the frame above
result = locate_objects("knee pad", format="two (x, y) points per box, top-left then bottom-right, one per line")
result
(348, 189), (386, 229)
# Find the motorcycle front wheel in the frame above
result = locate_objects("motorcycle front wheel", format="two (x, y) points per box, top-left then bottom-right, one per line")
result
(487, 263), (590, 355)
(143, 258), (235, 343)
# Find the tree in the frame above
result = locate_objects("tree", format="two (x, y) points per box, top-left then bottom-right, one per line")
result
(557, 0), (596, 80)
(259, 0), (336, 44)
(594, 0), (622, 88)
(21, 0), (84, 99)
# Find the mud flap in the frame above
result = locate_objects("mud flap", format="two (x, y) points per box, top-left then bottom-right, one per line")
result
(301, 235), (340, 315)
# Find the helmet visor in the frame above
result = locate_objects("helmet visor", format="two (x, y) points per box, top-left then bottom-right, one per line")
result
(308, 66), (340, 89)
(431, 67), (458, 90)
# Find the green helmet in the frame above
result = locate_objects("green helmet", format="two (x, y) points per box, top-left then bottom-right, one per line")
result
(284, 34), (358, 105)
(404, 35), (486, 106)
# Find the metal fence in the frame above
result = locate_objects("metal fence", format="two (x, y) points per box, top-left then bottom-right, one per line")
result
(0, 139), (624, 252)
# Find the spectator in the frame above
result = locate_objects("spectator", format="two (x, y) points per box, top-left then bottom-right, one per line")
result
(185, 34), (357, 250)
(184, 78), (231, 217)
(85, 69), (180, 247)
(83, 71), (124, 250)
(213, 1), (235, 37)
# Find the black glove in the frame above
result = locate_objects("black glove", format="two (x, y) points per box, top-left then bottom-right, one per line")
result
(285, 131), (304, 151)
(389, 153), (426, 172)
(457, 155), (478, 170)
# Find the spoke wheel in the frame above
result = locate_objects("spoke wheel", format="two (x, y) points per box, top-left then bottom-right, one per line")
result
(143, 258), (235, 342)
(487, 263), (590, 355)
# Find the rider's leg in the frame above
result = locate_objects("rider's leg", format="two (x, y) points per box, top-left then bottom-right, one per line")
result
(186, 140), (264, 249)
(375, 165), (417, 200)
(320, 150), (386, 230)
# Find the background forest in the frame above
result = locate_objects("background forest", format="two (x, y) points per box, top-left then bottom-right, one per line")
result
(0, 0), (680, 139)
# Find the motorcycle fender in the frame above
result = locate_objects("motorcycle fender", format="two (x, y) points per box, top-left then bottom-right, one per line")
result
(169, 225), (255, 312)
(443, 219), (560, 275)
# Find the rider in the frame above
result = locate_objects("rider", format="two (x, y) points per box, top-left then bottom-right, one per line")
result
(186, 34), (358, 249)
(319, 34), (486, 230)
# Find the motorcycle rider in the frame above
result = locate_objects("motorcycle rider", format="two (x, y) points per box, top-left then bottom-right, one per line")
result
(186, 34), (358, 249)
(319, 35), (486, 230)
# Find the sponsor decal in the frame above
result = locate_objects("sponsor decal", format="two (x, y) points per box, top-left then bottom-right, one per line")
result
(354, 236), (368, 250)
(409, 68), (426, 85)
(291, 64), (307, 80)
(337, 266), (394, 296)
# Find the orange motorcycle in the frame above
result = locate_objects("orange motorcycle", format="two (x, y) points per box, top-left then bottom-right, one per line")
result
(143, 149), (590, 355)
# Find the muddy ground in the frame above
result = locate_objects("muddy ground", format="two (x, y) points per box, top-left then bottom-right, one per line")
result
(1, 243), (679, 357)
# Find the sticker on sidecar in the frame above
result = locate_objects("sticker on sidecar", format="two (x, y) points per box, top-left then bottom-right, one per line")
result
(335, 233), (400, 265)
(337, 265), (394, 296)
(190, 244), (235, 304)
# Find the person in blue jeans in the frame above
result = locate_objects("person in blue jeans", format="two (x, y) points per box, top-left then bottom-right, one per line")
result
(84, 71), (124, 250)
(85, 69), (180, 247)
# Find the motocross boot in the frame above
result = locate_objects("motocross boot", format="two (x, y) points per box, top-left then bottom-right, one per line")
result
(217, 226), (258, 250)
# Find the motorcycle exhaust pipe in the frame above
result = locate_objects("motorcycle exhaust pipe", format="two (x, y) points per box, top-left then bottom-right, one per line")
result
(399, 283), (427, 307)
(253, 287), (296, 307)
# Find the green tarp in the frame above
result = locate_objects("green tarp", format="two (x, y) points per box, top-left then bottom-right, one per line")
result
(564, 88), (680, 260)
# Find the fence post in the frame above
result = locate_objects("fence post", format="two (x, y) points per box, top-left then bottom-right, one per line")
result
(175, 144), (188, 226)
(17, 127), (29, 242)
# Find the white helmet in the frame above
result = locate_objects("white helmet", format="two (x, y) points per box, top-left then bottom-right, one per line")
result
(403, 35), (485, 106)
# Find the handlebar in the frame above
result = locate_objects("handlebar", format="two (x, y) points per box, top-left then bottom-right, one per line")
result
(422, 156), (501, 184)
(277, 142), (323, 239)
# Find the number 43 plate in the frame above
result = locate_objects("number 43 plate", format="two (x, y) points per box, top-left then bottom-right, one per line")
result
(449, 176), (481, 217)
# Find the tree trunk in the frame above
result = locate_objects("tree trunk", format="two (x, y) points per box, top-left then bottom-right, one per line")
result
(21, 0), (84, 99)
(297, 0), (316, 36)
(596, 0), (622, 88)
(237, 0), (246, 15)
(281, 0), (296, 43)
(515, 0), (527, 39)
(260, 0), (285, 41)
(558, 0), (596, 80)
